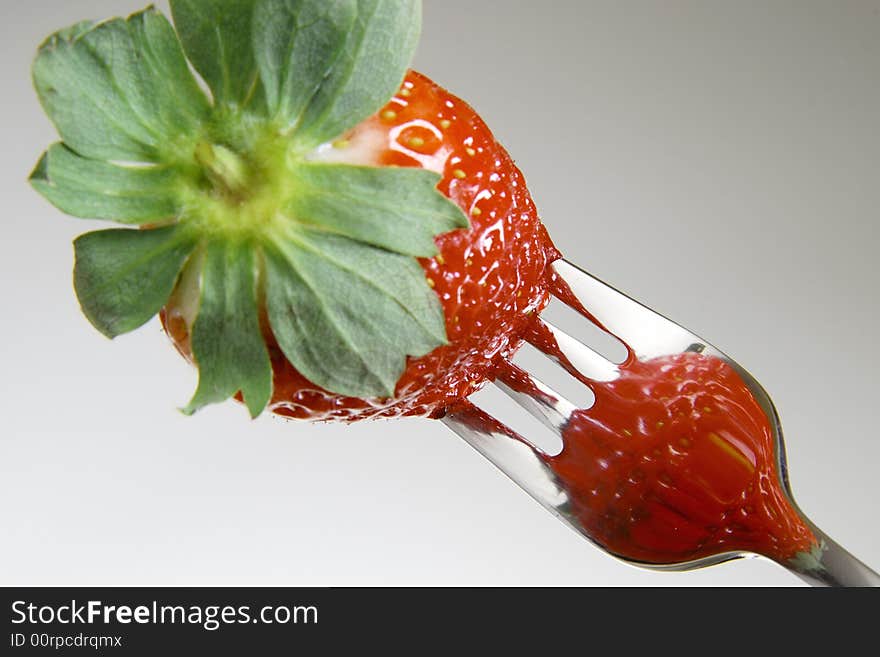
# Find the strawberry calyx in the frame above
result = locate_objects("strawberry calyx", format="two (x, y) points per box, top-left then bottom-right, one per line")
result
(30, 0), (469, 417)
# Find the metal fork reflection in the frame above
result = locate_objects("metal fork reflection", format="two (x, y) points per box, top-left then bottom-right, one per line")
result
(442, 259), (880, 586)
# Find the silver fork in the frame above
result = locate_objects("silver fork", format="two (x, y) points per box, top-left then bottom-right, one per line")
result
(442, 259), (880, 586)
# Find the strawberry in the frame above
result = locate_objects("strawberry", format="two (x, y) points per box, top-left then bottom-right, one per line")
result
(30, 1), (558, 420)
(163, 70), (558, 421)
(550, 352), (817, 564)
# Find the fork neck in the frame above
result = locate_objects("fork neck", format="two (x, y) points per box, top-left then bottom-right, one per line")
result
(781, 526), (880, 587)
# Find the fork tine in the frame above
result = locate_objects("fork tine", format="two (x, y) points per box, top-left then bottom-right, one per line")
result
(494, 364), (578, 438)
(441, 404), (571, 512)
(552, 259), (705, 358)
(536, 318), (620, 382)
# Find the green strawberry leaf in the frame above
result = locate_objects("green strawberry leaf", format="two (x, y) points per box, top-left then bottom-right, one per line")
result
(264, 228), (447, 398)
(264, 0), (421, 149)
(31, 143), (179, 223)
(253, 0), (356, 127)
(184, 241), (273, 418)
(170, 0), (261, 108)
(286, 163), (468, 257)
(32, 7), (209, 163)
(53, 20), (98, 43)
(74, 225), (197, 338)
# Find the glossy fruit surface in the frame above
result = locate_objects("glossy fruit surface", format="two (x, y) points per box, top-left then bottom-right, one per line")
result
(549, 350), (818, 564)
(165, 70), (559, 421)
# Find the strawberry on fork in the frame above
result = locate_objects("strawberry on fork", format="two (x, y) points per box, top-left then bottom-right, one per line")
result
(29, 0), (879, 585)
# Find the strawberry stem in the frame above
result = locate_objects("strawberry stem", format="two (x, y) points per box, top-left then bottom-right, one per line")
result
(194, 142), (251, 201)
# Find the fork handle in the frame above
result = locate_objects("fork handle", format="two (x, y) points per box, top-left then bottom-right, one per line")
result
(783, 526), (880, 587)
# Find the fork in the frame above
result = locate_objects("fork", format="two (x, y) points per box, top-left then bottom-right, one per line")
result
(442, 259), (880, 586)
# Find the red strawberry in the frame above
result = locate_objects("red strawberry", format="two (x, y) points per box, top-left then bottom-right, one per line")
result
(32, 3), (559, 421)
(163, 70), (559, 421)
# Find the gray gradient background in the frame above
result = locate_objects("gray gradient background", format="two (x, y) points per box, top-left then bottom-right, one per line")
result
(1, 1), (877, 586)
